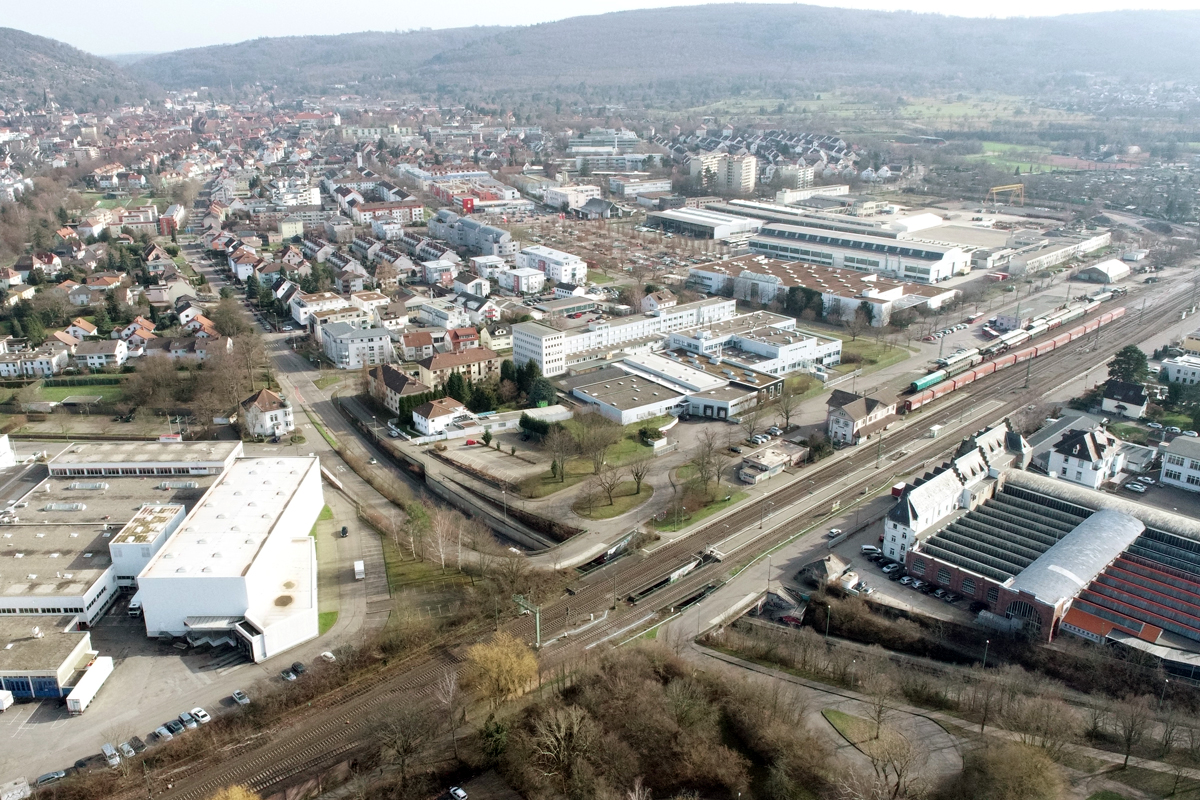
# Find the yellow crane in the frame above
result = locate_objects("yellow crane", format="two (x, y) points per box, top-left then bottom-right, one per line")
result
(986, 184), (1025, 206)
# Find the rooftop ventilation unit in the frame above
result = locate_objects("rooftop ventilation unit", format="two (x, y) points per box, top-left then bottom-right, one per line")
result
(68, 482), (108, 491)
(160, 481), (199, 490)
(44, 503), (86, 512)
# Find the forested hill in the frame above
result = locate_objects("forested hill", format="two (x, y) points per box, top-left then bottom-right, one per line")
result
(124, 5), (1200, 101)
(0, 28), (156, 109)
(11, 6), (1200, 109)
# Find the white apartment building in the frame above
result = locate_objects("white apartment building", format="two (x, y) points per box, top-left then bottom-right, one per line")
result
(290, 291), (349, 325)
(690, 153), (757, 194)
(513, 297), (737, 377)
(516, 246), (588, 285)
(472, 255), (509, 279)
(320, 322), (395, 369)
(1162, 355), (1200, 384)
(499, 267), (545, 294)
(544, 184), (602, 210)
(1161, 437), (1200, 493)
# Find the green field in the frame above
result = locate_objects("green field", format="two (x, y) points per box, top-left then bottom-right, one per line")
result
(37, 384), (124, 403)
(649, 491), (747, 532)
(587, 270), (614, 284)
(572, 481), (653, 520)
(318, 611), (338, 635)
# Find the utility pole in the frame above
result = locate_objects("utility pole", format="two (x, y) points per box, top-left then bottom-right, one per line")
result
(1140, 297), (1147, 323)
(513, 595), (541, 649)
(876, 435), (884, 469)
(1024, 358), (1032, 389)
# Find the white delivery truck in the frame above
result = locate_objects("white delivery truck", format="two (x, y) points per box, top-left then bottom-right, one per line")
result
(354, 560), (365, 581)
(66, 656), (114, 715)
(0, 690), (13, 712)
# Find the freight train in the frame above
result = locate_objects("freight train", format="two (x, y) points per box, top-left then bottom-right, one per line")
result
(903, 306), (1125, 413)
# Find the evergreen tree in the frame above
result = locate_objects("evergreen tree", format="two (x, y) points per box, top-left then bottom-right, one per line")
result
(468, 383), (497, 413)
(500, 359), (517, 384)
(445, 371), (470, 403)
(1108, 345), (1149, 384)
(23, 315), (45, 346)
(105, 290), (121, 323)
(517, 360), (541, 395)
(10, 317), (23, 339)
(528, 377), (557, 407)
(92, 306), (112, 336)
(245, 274), (260, 303)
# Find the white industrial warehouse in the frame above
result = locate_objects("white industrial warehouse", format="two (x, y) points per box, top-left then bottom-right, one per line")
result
(0, 440), (324, 710)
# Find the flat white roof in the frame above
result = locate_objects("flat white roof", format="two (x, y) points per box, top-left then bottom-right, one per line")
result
(142, 457), (319, 579)
(111, 504), (185, 545)
(49, 441), (242, 468)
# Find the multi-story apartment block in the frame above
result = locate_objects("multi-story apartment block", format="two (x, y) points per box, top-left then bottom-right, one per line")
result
(516, 246), (588, 285)
(320, 322), (395, 370)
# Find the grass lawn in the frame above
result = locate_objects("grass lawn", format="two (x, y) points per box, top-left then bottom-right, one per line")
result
(572, 481), (653, 520)
(1108, 766), (1200, 798)
(318, 611), (338, 635)
(587, 270), (614, 284)
(1155, 411), (1195, 430)
(821, 709), (907, 759)
(314, 374), (343, 390)
(835, 337), (912, 376)
(1109, 423), (1149, 445)
(649, 490), (747, 532)
(37, 384), (124, 403)
(521, 429), (655, 498)
(173, 255), (197, 278)
(318, 505), (333, 521)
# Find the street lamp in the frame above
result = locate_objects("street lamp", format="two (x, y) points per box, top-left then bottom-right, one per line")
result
(502, 488), (507, 521)
(760, 501), (773, 529)
(982, 639), (990, 670)
(1161, 678), (1171, 710)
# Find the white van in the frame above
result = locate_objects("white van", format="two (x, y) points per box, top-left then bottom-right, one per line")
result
(127, 598), (142, 618)
(101, 743), (120, 768)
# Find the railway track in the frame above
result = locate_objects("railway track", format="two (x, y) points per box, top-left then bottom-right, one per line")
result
(145, 286), (1187, 799)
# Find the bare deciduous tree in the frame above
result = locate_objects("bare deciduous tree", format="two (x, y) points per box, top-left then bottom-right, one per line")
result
(531, 705), (597, 795)
(1115, 694), (1153, 767)
(428, 505), (459, 573)
(575, 410), (623, 474)
(435, 668), (464, 760)
(739, 405), (763, 441)
(544, 426), (576, 483)
(595, 465), (624, 505)
(688, 429), (727, 498)
(628, 455), (651, 495)
(372, 704), (436, 787)
(775, 384), (800, 430)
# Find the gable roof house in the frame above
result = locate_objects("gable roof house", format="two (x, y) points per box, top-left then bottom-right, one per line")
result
(825, 389), (898, 445)
(367, 364), (432, 416)
(1101, 380), (1149, 419)
(1047, 428), (1125, 490)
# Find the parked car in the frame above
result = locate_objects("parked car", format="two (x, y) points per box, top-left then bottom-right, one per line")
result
(129, 736), (147, 753)
(154, 726), (174, 742)
(1186, 431), (1199, 437)
(165, 719), (186, 736)
(119, 742), (136, 759)
(190, 707), (211, 724)
(899, 576), (913, 586)
(932, 588), (947, 599)
(319, 651), (336, 663)
(881, 563), (901, 575)
(232, 690), (250, 706)
(1148, 422), (1164, 430)
(291, 661), (307, 675)
(860, 545), (881, 556)
(178, 712), (198, 730)
(36, 771), (67, 787)
(280, 669), (297, 682)
(450, 788), (469, 800)
(827, 528), (842, 538)
(1168, 426), (1183, 434)
(1126, 482), (1147, 493)
(911, 579), (926, 591)
(1137, 476), (1157, 485)
(728, 446), (743, 454)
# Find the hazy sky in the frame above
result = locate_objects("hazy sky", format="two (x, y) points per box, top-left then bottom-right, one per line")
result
(8, 0), (1200, 54)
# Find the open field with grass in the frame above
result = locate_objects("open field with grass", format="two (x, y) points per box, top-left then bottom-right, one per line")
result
(37, 384), (124, 403)
(821, 709), (907, 759)
(649, 490), (747, 532)
(1109, 422), (1149, 445)
(572, 481), (653, 520)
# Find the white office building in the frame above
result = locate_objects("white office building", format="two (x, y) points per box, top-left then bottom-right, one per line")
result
(137, 456), (322, 662)
(512, 297), (737, 377)
(1161, 437), (1200, 493)
(516, 246), (588, 285)
(1162, 355), (1200, 385)
(499, 267), (545, 294)
(544, 184), (601, 210)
